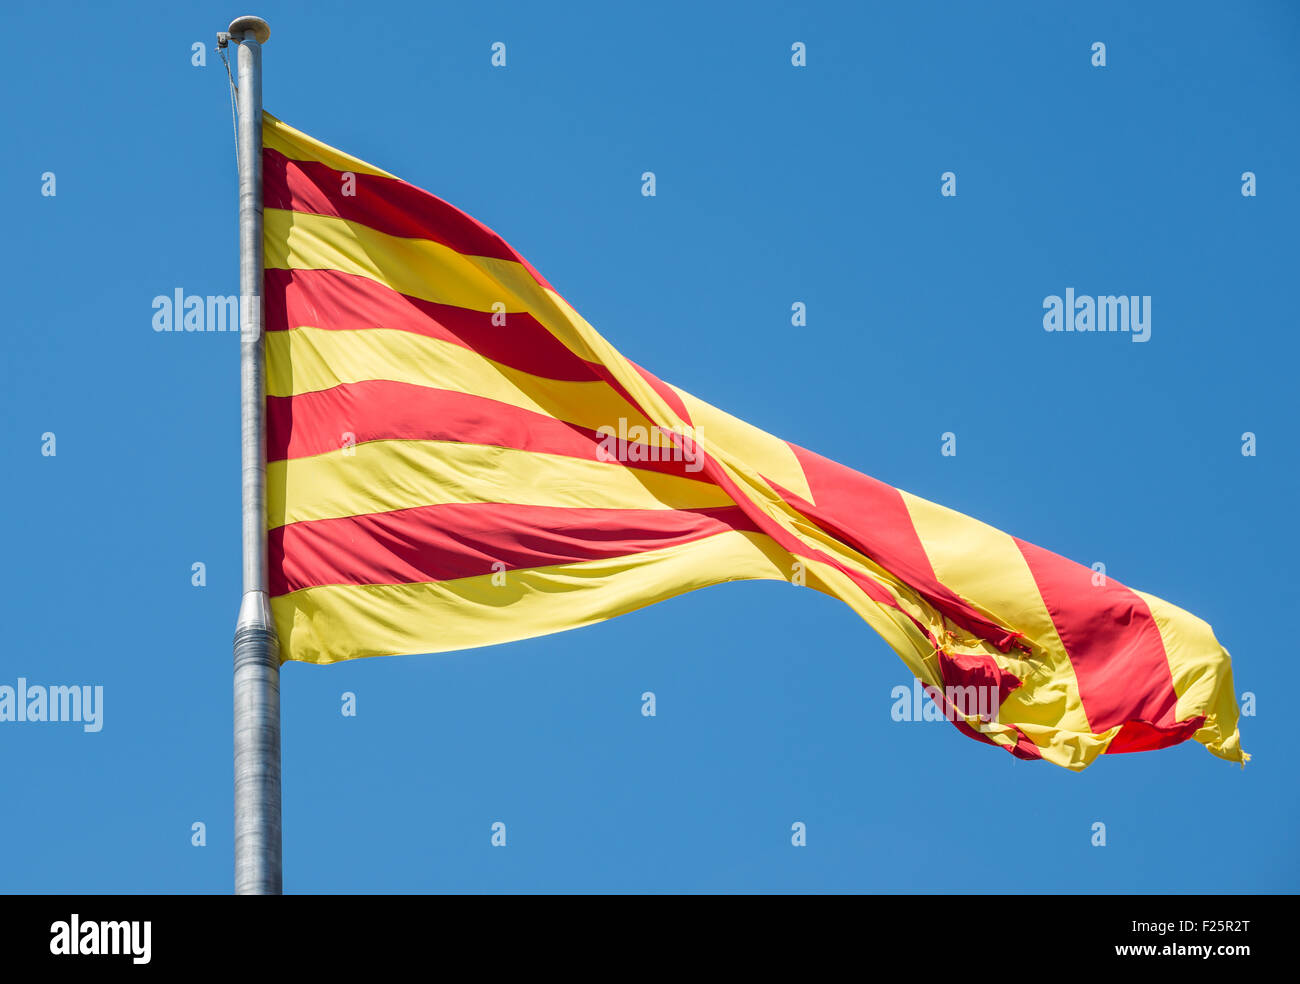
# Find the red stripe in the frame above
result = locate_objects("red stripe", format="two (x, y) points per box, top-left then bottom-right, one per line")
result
(1105, 716), (1205, 755)
(267, 380), (715, 484)
(680, 439), (939, 640)
(263, 147), (558, 293)
(780, 445), (1024, 654)
(629, 361), (693, 426)
(264, 267), (602, 383)
(269, 503), (759, 595)
(1014, 538), (1181, 736)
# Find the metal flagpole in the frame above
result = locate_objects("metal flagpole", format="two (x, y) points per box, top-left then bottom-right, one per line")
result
(227, 14), (281, 896)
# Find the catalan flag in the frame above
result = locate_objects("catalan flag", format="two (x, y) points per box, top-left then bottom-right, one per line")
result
(261, 112), (1246, 772)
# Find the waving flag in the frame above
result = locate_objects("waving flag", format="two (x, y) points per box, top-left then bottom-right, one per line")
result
(260, 112), (1246, 771)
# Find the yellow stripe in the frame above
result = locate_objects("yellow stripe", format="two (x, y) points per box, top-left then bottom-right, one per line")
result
(901, 491), (1101, 768)
(266, 324), (653, 439)
(263, 112), (396, 179)
(274, 530), (791, 663)
(264, 207), (622, 374)
(268, 439), (733, 529)
(672, 387), (813, 503)
(265, 208), (554, 315)
(1134, 590), (1247, 764)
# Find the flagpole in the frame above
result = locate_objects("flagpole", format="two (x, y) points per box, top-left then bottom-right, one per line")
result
(228, 14), (281, 896)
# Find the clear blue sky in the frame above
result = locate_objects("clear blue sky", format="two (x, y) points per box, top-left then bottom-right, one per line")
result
(3, 0), (1296, 893)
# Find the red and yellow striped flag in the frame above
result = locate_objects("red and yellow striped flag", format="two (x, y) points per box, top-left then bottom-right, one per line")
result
(261, 113), (1246, 771)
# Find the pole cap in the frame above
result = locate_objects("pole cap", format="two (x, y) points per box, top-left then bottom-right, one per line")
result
(227, 15), (270, 43)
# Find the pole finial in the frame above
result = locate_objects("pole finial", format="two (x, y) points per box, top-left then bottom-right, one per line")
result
(227, 15), (270, 44)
